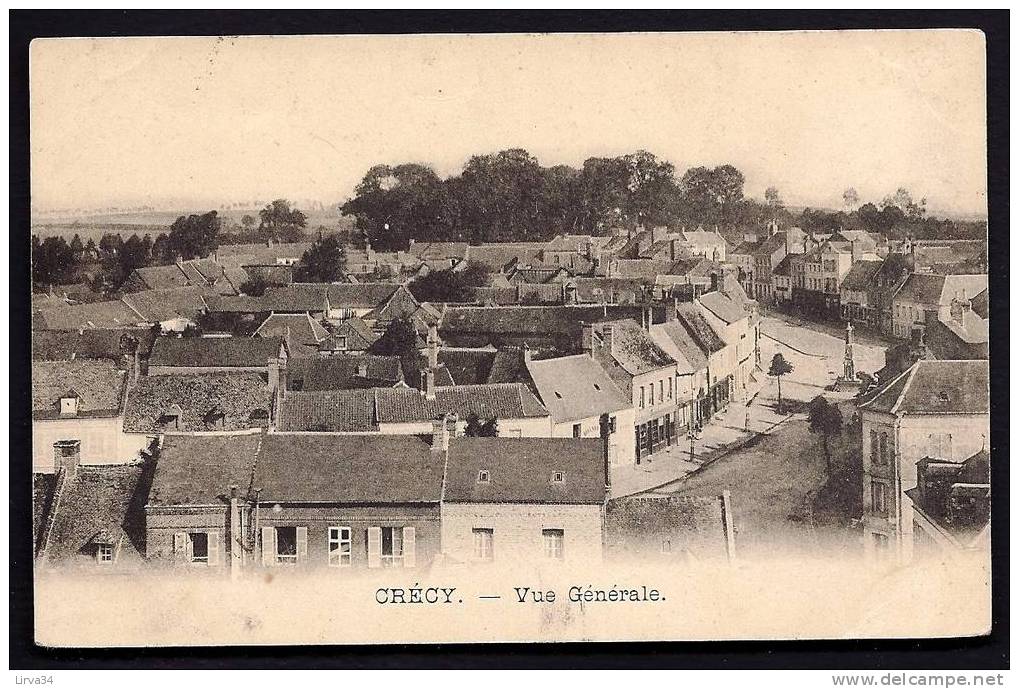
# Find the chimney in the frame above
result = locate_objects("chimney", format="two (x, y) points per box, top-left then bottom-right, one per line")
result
(667, 297), (679, 322)
(427, 325), (439, 369)
(581, 323), (594, 356)
(603, 433), (612, 491)
(228, 485), (241, 579)
(641, 305), (653, 332)
(602, 324), (614, 352)
(55, 440), (80, 477)
(565, 283), (578, 304)
(268, 356), (281, 392)
(851, 239), (862, 264)
(133, 344), (142, 382)
(425, 368), (436, 401)
(357, 361), (369, 378)
(431, 414), (450, 453)
(523, 343), (533, 364)
(670, 238), (677, 261)
(710, 272), (720, 293)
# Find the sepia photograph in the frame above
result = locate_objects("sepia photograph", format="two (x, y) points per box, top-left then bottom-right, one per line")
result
(12, 13), (1005, 668)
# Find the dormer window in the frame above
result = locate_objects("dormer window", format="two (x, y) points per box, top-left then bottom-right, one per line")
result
(97, 544), (114, 564)
(477, 470), (490, 483)
(551, 471), (565, 484)
(59, 395), (79, 416)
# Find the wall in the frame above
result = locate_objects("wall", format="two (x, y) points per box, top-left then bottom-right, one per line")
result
(148, 365), (268, 377)
(441, 502), (603, 566)
(379, 415), (551, 438)
(33, 416), (151, 474)
(145, 505), (229, 568)
(549, 405), (636, 467)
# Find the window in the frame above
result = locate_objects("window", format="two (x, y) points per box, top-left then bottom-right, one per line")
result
(542, 529), (564, 560)
(381, 526), (404, 567)
(473, 528), (494, 561)
(667, 377), (673, 400)
(607, 415), (617, 434)
(276, 526), (298, 564)
(328, 527), (351, 567)
(870, 430), (883, 465)
(477, 470), (490, 483)
(189, 532), (209, 564)
(649, 384), (655, 406)
(97, 544), (114, 564)
(639, 387), (646, 408)
(551, 471), (565, 484)
(871, 481), (888, 516)
(879, 433), (889, 465)
(572, 423), (582, 438)
(658, 380), (664, 402)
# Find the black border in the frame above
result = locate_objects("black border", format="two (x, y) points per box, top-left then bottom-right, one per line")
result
(10, 10), (1009, 670)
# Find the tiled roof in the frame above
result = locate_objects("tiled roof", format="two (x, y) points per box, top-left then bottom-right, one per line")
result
(859, 360), (989, 415)
(439, 305), (642, 338)
(894, 273), (947, 305)
(123, 373), (272, 433)
(326, 283), (403, 309)
(148, 336), (285, 368)
(288, 355), (404, 391)
(319, 317), (379, 352)
(36, 300), (147, 330)
(214, 242), (312, 267)
(148, 434), (261, 506)
(129, 264), (192, 290)
(407, 241), (469, 261)
(262, 284), (329, 312)
(255, 434), (444, 503)
(375, 383), (549, 423)
(444, 437), (607, 504)
(593, 319), (674, 376)
(509, 267), (569, 284)
(674, 303), (726, 354)
(604, 494), (730, 561)
(254, 313), (328, 345)
(772, 254), (793, 277)
(121, 287), (207, 323)
(649, 321), (702, 374)
(43, 465), (146, 567)
(840, 260), (883, 291)
(465, 245), (545, 273)
(485, 347), (528, 384)
(525, 354), (630, 423)
(573, 277), (650, 304)
(435, 349), (497, 385)
(204, 294), (270, 314)
(698, 291), (747, 325)
(940, 310), (989, 345)
(32, 327), (156, 363)
(970, 289), (989, 319)
(32, 360), (127, 419)
(278, 389), (377, 432)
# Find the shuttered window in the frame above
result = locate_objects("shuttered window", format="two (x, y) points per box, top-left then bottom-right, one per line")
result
(261, 527), (276, 567)
(367, 526), (416, 568)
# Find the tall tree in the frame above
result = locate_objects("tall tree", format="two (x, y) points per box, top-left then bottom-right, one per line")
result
(623, 150), (679, 228)
(294, 236), (347, 282)
(241, 214), (257, 231)
(768, 352), (794, 413)
(32, 236), (75, 286)
(258, 199), (307, 243)
(808, 395), (844, 478)
(765, 186), (783, 208)
(842, 187), (860, 210)
(341, 164), (449, 250)
(167, 211), (221, 260)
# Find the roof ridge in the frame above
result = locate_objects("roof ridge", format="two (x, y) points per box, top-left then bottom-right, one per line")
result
(890, 362), (923, 415)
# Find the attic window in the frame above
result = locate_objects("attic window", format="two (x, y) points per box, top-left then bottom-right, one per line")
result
(551, 471), (565, 484)
(593, 383), (601, 391)
(554, 391), (563, 399)
(97, 544), (114, 564)
(937, 391), (951, 403)
(477, 470), (490, 483)
(59, 395), (79, 416)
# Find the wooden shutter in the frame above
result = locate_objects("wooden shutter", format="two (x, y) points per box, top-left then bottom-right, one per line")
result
(296, 526), (308, 563)
(208, 531), (220, 567)
(403, 527), (416, 568)
(367, 527), (382, 568)
(261, 527), (275, 567)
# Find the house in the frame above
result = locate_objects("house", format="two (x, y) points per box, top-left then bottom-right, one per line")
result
(771, 255), (794, 303)
(520, 352), (636, 466)
(673, 302), (732, 420)
(648, 319), (705, 431)
(325, 283), (418, 323)
(278, 382), (551, 436)
(790, 242), (854, 317)
(286, 354), (405, 391)
(261, 284), (330, 316)
(696, 290), (757, 402)
(890, 273), (988, 339)
(145, 432), (445, 572)
(583, 319), (680, 463)
(32, 327), (156, 369)
(147, 336), (287, 377)
(571, 277), (651, 305)
(213, 241), (313, 268)
(121, 287), (208, 332)
(677, 229), (728, 262)
(253, 313), (329, 350)
(858, 359), (989, 563)
(507, 266), (573, 285)
(317, 317), (379, 355)
(908, 448), (990, 555)
(440, 436), (608, 566)
(121, 259), (235, 295)
(749, 231), (790, 303)
(603, 492), (735, 563)
(36, 461), (149, 571)
(462, 244), (544, 274)
(406, 240), (469, 266)
(839, 260), (884, 325)
(32, 360), (150, 474)
(36, 300), (149, 330)
(122, 373), (273, 436)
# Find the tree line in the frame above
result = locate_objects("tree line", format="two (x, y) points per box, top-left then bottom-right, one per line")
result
(340, 149), (986, 250)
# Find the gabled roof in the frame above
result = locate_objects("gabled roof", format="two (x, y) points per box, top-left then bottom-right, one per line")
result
(254, 313), (328, 345)
(128, 264), (192, 290)
(698, 291), (747, 325)
(433, 349), (497, 386)
(214, 242), (312, 267)
(262, 284), (329, 312)
(525, 354), (630, 423)
(859, 360), (989, 415)
(649, 321), (704, 374)
(36, 300), (147, 330)
(32, 360), (127, 419)
(444, 437), (607, 504)
(32, 327), (156, 363)
(123, 373), (272, 433)
(319, 317), (379, 352)
(407, 241), (469, 262)
(278, 389), (377, 432)
(464, 245), (543, 273)
(970, 289), (989, 319)
(592, 319), (675, 375)
(288, 354), (404, 391)
(255, 434), (444, 503)
(375, 383), (549, 422)
(439, 305), (642, 339)
(148, 434), (261, 506)
(674, 303), (726, 354)
(840, 260), (884, 291)
(772, 254), (793, 277)
(893, 273), (947, 305)
(573, 277), (650, 304)
(148, 336), (285, 368)
(326, 283), (404, 309)
(43, 465), (146, 567)
(121, 287), (207, 323)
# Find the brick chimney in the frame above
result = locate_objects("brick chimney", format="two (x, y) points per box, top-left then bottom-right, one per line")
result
(424, 368), (436, 401)
(431, 414), (451, 453)
(602, 324), (614, 352)
(851, 239), (862, 264)
(54, 440), (81, 477)
(581, 323), (594, 356)
(427, 325), (439, 369)
(564, 283), (578, 304)
(523, 343), (533, 364)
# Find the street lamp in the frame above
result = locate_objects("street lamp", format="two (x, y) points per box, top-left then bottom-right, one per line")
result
(687, 428), (701, 464)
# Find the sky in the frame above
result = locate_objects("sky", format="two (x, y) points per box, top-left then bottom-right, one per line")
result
(30, 30), (987, 217)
